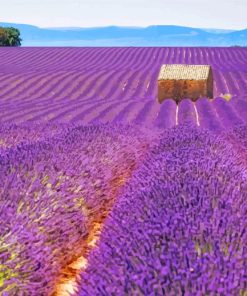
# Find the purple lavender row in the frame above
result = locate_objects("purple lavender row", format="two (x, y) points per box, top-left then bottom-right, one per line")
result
(77, 123), (247, 296)
(0, 122), (160, 295)
(0, 48), (246, 126)
(0, 48), (246, 74)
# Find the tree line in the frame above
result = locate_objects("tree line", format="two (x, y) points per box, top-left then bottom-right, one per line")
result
(0, 27), (22, 46)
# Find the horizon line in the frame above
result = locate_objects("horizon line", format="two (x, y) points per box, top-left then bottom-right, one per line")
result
(1, 21), (246, 32)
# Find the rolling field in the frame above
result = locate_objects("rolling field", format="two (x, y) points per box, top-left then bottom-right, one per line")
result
(0, 47), (247, 129)
(0, 47), (247, 296)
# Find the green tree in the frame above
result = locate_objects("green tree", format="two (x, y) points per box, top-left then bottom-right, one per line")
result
(0, 27), (22, 46)
(0, 28), (7, 46)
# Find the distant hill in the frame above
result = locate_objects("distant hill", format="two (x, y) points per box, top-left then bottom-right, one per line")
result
(0, 22), (246, 46)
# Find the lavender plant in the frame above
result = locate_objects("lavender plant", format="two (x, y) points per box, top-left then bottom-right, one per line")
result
(0, 122), (159, 295)
(77, 124), (247, 296)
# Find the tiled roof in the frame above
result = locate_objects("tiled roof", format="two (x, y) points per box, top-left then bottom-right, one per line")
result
(158, 64), (211, 81)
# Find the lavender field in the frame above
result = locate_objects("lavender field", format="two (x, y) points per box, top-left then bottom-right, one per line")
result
(0, 47), (247, 295)
(0, 47), (247, 128)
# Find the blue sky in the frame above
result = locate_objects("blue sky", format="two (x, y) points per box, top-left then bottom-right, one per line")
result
(1, 0), (246, 30)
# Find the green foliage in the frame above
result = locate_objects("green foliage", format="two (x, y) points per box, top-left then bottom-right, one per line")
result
(0, 27), (22, 46)
(0, 27), (7, 46)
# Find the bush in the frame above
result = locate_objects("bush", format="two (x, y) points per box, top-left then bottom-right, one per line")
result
(0, 27), (22, 46)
